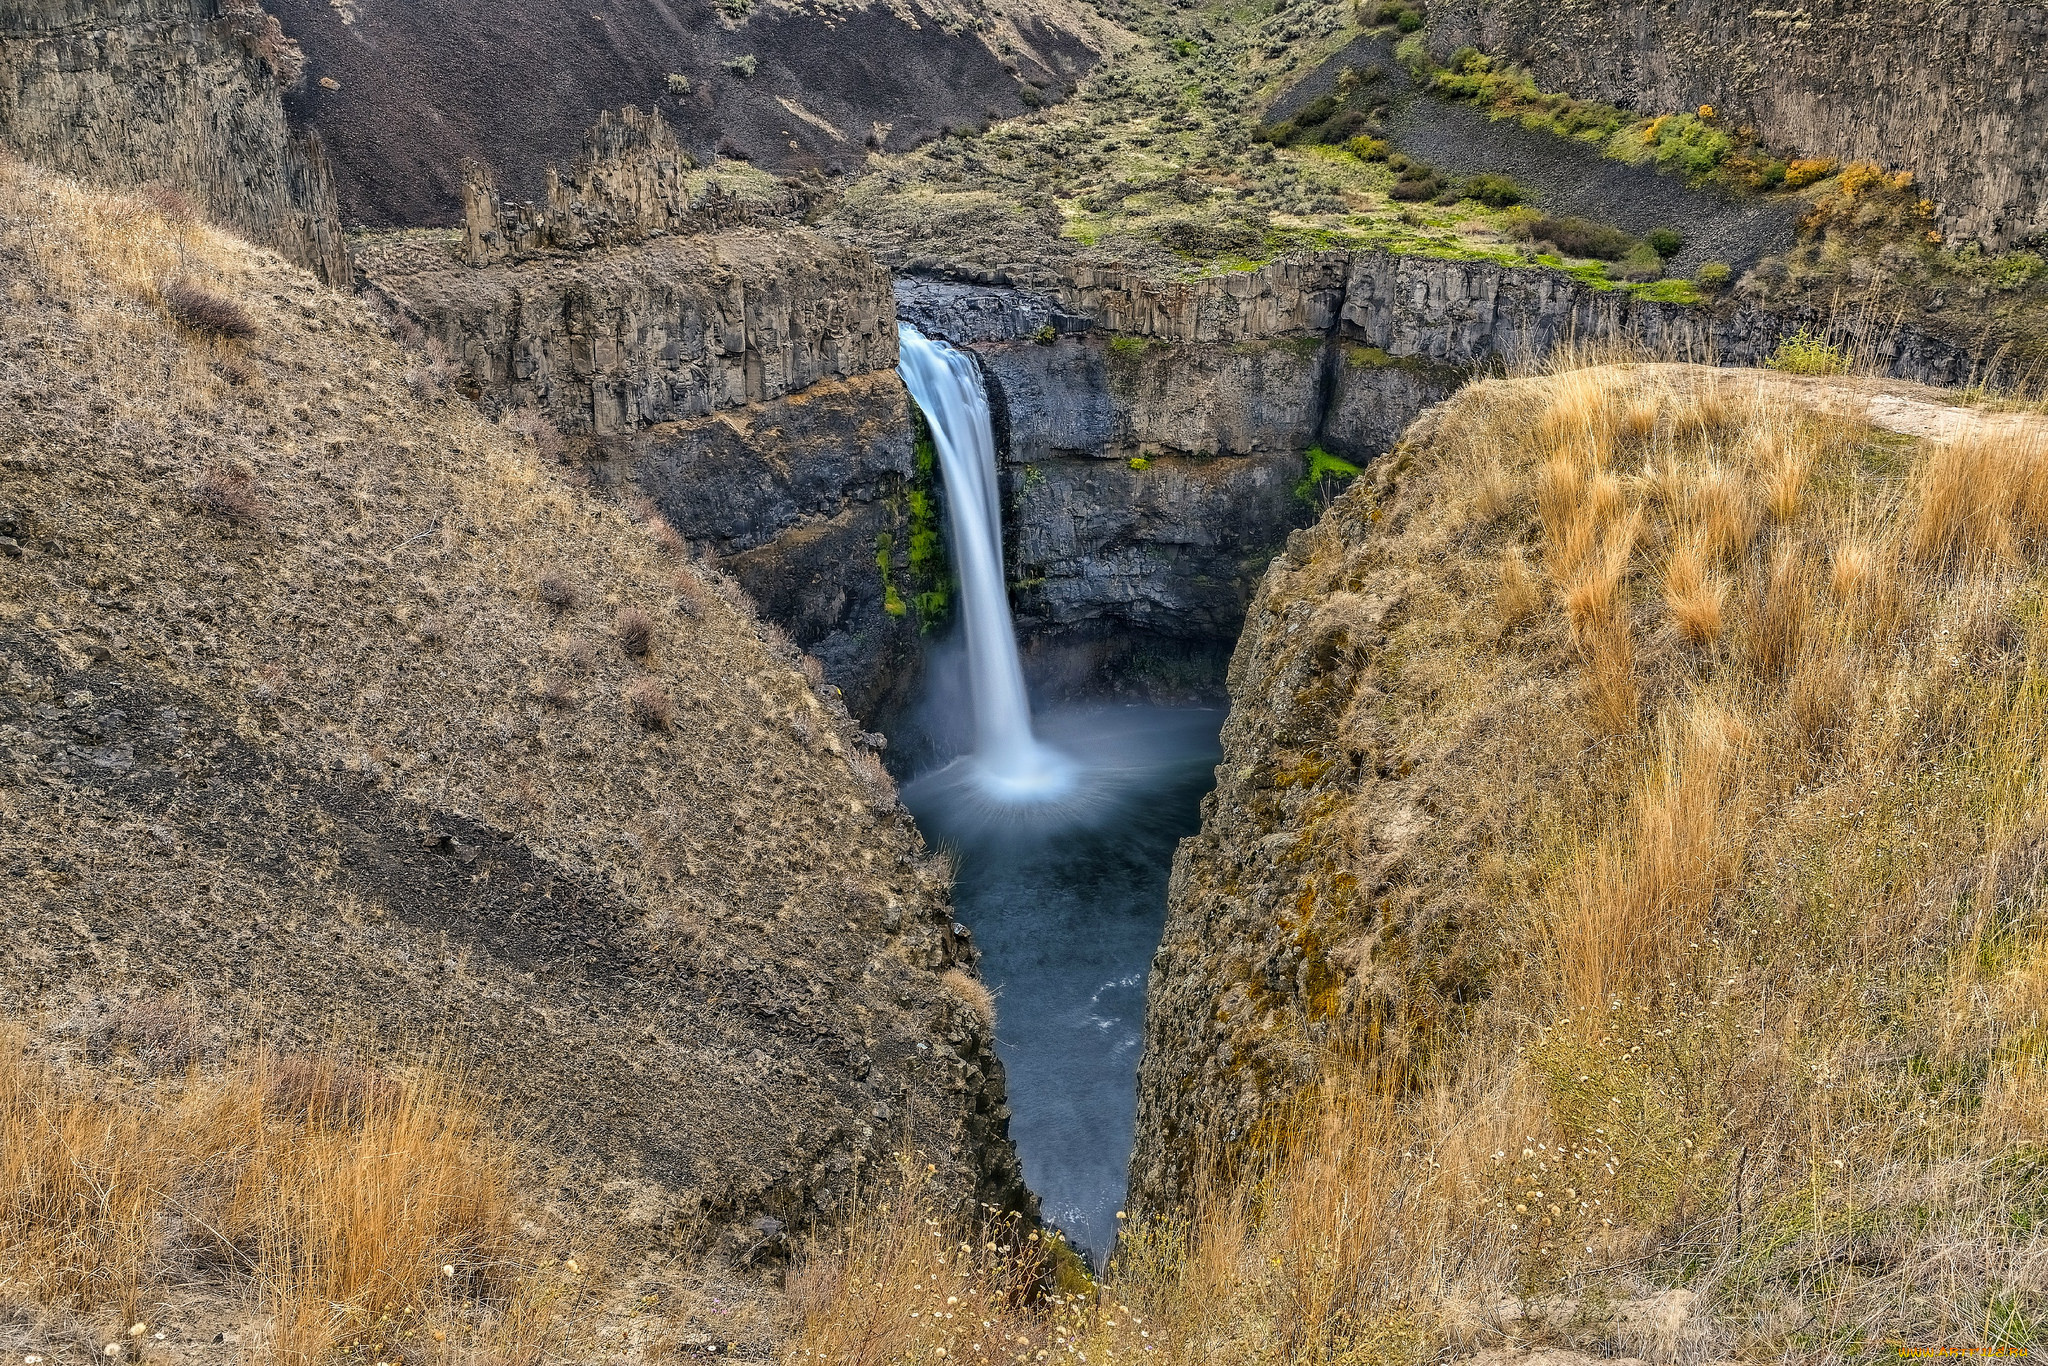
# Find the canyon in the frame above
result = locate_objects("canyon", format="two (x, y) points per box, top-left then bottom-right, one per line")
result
(5, 0), (2047, 1357)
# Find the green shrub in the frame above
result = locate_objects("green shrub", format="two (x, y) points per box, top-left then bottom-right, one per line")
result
(1346, 136), (1390, 162)
(1033, 324), (1057, 344)
(721, 53), (757, 78)
(1395, 8), (1423, 31)
(1616, 242), (1666, 282)
(1128, 456), (1151, 470)
(665, 72), (691, 95)
(1639, 113), (1733, 179)
(1766, 328), (1852, 376)
(1646, 227), (1685, 258)
(1694, 262), (1733, 291)
(1991, 252), (2047, 292)
(1530, 215), (1636, 261)
(1460, 173), (1524, 208)
(1108, 334), (1152, 360)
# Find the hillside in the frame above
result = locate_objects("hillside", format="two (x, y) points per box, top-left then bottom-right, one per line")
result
(268, 0), (1116, 226)
(1126, 362), (2048, 1357)
(0, 158), (1026, 1355)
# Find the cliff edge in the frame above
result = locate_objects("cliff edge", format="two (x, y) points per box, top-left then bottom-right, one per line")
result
(1131, 361), (2048, 1355)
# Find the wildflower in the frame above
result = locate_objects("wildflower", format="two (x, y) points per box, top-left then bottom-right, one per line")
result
(103, 1348), (120, 1360)
(128, 1327), (146, 1339)
(442, 1264), (456, 1277)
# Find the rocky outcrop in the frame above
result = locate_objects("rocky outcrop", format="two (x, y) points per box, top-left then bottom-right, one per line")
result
(363, 228), (898, 430)
(459, 106), (820, 268)
(360, 226), (924, 717)
(0, 160), (1030, 1253)
(1425, 0), (2048, 250)
(0, 0), (346, 283)
(637, 373), (928, 720)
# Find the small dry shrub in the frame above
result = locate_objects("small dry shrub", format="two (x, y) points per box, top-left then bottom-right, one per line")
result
(940, 968), (997, 1023)
(537, 572), (580, 613)
(162, 278), (255, 340)
(850, 750), (898, 811)
(624, 679), (673, 731)
(651, 519), (688, 555)
(86, 997), (200, 1074)
(138, 183), (201, 223)
(502, 408), (566, 461)
(672, 569), (706, 618)
(404, 338), (459, 398)
(191, 463), (265, 526)
(536, 675), (575, 708)
(615, 607), (655, 658)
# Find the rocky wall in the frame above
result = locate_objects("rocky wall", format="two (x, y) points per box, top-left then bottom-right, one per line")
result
(1425, 0), (2048, 251)
(0, 0), (347, 283)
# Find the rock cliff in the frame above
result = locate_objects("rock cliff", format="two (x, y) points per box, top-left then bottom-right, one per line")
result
(0, 163), (1029, 1256)
(0, 0), (346, 284)
(1426, 0), (2048, 250)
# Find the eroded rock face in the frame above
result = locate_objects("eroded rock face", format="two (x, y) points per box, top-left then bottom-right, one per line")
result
(1425, 0), (2048, 250)
(638, 373), (927, 721)
(0, 0), (346, 283)
(362, 229), (898, 432)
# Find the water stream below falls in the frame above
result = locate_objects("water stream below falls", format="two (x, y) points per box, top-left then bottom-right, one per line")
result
(895, 326), (1224, 1260)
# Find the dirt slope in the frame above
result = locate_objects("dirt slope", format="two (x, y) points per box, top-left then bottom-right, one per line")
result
(270, 0), (1111, 226)
(0, 159), (1030, 1255)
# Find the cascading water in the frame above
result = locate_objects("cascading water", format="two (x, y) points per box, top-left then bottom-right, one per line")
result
(896, 324), (1075, 802)
(892, 321), (1224, 1260)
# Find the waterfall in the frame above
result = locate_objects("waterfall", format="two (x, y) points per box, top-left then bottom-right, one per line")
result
(897, 323), (1074, 802)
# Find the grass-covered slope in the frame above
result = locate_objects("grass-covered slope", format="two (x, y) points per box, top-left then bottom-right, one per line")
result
(0, 157), (1026, 1337)
(1128, 361), (2048, 1357)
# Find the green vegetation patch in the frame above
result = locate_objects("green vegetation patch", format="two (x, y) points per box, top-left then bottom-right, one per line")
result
(1294, 444), (1361, 506)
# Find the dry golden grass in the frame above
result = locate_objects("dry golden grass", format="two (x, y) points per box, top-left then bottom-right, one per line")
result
(1662, 540), (1727, 644)
(941, 968), (998, 1024)
(0, 1025), (580, 1364)
(786, 364), (2048, 1364)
